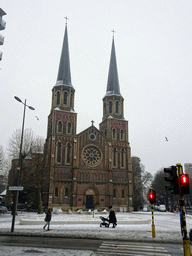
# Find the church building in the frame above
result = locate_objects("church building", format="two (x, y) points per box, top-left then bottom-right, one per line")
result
(44, 23), (133, 212)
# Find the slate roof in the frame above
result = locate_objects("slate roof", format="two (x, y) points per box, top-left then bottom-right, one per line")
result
(56, 24), (73, 88)
(105, 37), (121, 97)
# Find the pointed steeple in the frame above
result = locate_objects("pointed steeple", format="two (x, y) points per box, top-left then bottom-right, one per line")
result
(102, 35), (124, 121)
(56, 24), (73, 87)
(105, 37), (121, 96)
(51, 22), (75, 112)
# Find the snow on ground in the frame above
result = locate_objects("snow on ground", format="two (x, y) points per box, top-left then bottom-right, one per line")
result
(0, 210), (190, 232)
(0, 211), (191, 255)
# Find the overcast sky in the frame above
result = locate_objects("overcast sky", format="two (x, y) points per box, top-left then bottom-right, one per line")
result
(1, 0), (192, 175)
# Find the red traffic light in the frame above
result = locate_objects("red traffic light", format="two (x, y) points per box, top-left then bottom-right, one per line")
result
(180, 174), (188, 184)
(148, 189), (156, 204)
(149, 193), (154, 199)
(179, 174), (190, 194)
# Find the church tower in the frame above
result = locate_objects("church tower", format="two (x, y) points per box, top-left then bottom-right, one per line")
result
(99, 35), (133, 211)
(44, 22), (77, 209)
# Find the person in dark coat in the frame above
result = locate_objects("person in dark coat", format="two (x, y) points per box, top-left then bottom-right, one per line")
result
(108, 206), (117, 228)
(43, 208), (52, 231)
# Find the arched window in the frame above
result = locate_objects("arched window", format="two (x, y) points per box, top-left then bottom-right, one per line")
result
(113, 148), (117, 167)
(120, 149), (126, 168)
(64, 91), (68, 105)
(57, 121), (62, 133)
(66, 143), (71, 164)
(121, 149), (124, 168)
(55, 187), (58, 197)
(112, 128), (116, 139)
(122, 190), (125, 198)
(65, 187), (69, 197)
(67, 122), (72, 134)
(109, 101), (113, 114)
(70, 93), (73, 107)
(57, 91), (60, 105)
(120, 130), (124, 140)
(57, 142), (61, 163)
(116, 101), (119, 113)
(113, 189), (116, 198)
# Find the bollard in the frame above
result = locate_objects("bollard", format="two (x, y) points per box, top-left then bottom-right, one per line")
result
(151, 204), (155, 238)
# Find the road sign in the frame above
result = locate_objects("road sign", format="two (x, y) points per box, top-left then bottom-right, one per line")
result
(9, 186), (23, 191)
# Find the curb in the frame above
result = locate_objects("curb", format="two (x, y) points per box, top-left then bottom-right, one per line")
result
(0, 230), (183, 244)
(19, 219), (151, 225)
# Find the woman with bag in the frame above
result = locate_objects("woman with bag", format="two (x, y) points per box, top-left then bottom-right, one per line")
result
(43, 208), (52, 231)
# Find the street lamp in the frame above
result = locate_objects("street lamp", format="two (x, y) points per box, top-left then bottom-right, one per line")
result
(11, 96), (35, 232)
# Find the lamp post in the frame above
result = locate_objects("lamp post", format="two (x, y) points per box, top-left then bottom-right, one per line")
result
(11, 96), (35, 232)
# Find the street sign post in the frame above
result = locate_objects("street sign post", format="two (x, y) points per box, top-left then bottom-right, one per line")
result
(9, 186), (23, 191)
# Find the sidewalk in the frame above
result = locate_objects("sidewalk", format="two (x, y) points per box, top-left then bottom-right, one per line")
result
(0, 211), (187, 244)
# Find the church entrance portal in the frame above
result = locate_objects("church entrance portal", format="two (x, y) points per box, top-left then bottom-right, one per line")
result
(85, 189), (95, 209)
(86, 195), (94, 209)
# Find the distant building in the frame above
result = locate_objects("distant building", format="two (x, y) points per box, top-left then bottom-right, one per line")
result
(0, 8), (6, 61)
(184, 163), (192, 175)
(0, 174), (7, 194)
(6, 153), (48, 209)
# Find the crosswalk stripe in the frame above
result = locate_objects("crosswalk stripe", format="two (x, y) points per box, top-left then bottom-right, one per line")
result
(100, 244), (168, 252)
(95, 241), (172, 256)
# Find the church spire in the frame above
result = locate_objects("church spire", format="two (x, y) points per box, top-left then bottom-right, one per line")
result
(51, 21), (75, 112)
(102, 34), (124, 121)
(105, 35), (121, 96)
(56, 22), (73, 87)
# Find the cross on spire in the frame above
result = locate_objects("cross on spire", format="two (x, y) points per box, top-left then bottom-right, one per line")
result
(111, 29), (116, 37)
(91, 120), (94, 126)
(64, 16), (69, 25)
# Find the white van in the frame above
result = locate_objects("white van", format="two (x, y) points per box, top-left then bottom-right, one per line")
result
(159, 205), (166, 212)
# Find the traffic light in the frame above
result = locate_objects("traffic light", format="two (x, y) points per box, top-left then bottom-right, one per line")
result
(179, 174), (190, 195)
(164, 166), (179, 194)
(148, 188), (156, 204)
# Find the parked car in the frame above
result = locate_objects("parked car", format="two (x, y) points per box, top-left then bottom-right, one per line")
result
(143, 205), (149, 212)
(159, 204), (166, 212)
(0, 206), (8, 213)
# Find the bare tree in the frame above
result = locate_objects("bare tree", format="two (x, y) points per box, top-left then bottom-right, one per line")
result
(7, 128), (44, 159)
(151, 168), (180, 211)
(132, 156), (153, 210)
(0, 145), (9, 193)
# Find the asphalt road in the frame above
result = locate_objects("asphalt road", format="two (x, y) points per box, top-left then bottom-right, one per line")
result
(0, 236), (185, 255)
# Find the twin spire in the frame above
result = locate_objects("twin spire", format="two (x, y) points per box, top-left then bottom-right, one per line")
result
(56, 23), (121, 97)
(105, 36), (121, 96)
(56, 24), (72, 87)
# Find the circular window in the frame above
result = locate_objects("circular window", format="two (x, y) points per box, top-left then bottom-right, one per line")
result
(89, 133), (96, 141)
(82, 145), (102, 167)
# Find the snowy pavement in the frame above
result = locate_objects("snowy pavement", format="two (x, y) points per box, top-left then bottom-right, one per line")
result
(0, 211), (191, 255)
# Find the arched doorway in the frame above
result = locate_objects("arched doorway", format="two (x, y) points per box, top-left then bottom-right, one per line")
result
(85, 189), (95, 209)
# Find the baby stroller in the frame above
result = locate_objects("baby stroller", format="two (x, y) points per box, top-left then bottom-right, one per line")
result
(100, 216), (110, 228)
(99, 216), (117, 228)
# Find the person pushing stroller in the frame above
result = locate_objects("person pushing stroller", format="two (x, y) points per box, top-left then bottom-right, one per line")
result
(108, 205), (117, 228)
(100, 206), (117, 228)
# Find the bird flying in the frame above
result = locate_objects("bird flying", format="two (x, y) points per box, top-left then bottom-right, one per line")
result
(35, 116), (39, 121)
(165, 137), (168, 142)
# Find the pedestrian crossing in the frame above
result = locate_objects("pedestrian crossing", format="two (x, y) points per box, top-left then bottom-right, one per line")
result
(95, 241), (173, 255)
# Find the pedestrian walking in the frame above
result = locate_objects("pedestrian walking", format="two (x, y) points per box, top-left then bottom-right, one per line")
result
(108, 206), (117, 228)
(43, 208), (52, 231)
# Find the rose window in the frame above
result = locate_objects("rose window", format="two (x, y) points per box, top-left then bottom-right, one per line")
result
(82, 146), (102, 166)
